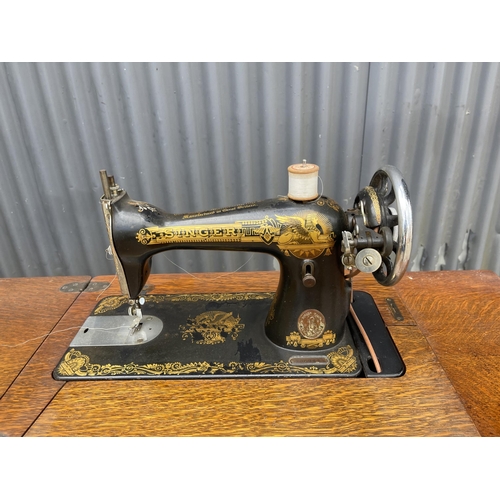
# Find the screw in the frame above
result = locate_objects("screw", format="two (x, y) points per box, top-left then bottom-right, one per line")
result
(363, 255), (374, 266)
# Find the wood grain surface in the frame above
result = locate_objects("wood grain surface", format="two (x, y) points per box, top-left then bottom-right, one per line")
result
(3, 271), (477, 437)
(395, 270), (500, 437)
(25, 325), (477, 436)
(0, 276), (89, 399)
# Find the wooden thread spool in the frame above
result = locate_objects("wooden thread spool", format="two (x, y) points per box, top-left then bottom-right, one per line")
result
(287, 160), (320, 201)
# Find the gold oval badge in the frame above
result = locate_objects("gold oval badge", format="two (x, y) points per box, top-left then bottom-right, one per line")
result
(297, 309), (326, 339)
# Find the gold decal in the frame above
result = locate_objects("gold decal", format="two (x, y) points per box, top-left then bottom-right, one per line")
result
(94, 292), (274, 314)
(134, 203), (158, 213)
(365, 186), (382, 225)
(326, 199), (341, 212)
(286, 330), (336, 349)
(297, 309), (326, 339)
(94, 296), (128, 315)
(182, 203), (259, 219)
(136, 211), (335, 259)
(180, 311), (245, 345)
(328, 346), (357, 373)
(57, 346), (358, 376)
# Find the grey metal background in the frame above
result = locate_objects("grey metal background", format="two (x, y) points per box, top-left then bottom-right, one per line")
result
(0, 62), (498, 278)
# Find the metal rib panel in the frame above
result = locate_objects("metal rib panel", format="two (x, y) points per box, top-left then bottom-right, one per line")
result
(1, 62), (498, 279)
(0, 62), (369, 278)
(361, 62), (500, 273)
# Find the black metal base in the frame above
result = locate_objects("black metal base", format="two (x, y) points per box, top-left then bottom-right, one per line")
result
(53, 291), (404, 380)
(349, 292), (405, 378)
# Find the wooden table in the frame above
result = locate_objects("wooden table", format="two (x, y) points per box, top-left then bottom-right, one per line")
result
(0, 276), (89, 436)
(0, 270), (498, 436)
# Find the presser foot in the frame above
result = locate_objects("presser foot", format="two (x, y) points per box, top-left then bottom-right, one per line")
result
(53, 291), (404, 380)
(127, 298), (147, 342)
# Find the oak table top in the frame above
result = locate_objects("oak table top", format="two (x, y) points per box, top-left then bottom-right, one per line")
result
(395, 270), (500, 437)
(0, 276), (90, 436)
(0, 270), (498, 437)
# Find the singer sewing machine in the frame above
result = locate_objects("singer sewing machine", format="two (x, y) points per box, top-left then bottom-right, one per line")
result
(54, 162), (412, 380)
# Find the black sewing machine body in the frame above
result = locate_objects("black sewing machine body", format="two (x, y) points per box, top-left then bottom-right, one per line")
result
(54, 165), (412, 380)
(112, 191), (352, 350)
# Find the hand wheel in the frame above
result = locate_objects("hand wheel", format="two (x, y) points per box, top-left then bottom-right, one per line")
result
(368, 165), (413, 286)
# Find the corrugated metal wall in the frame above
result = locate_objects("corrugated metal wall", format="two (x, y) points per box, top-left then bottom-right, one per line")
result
(361, 62), (500, 273)
(0, 62), (498, 278)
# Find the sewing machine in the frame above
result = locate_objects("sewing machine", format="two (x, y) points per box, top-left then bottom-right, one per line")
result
(54, 162), (412, 380)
